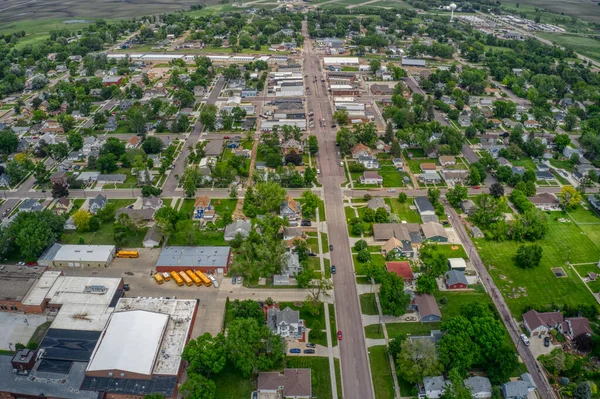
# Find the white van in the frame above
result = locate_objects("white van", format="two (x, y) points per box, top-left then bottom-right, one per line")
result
(208, 275), (219, 288)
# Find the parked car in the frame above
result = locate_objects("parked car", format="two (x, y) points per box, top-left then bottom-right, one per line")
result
(289, 348), (301, 354)
(544, 336), (551, 347)
(329, 244), (333, 251)
(306, 343), (316, 348)
(387, 189), (396, 193)
(232, 277), (236, 285)
(304, 349), (316, 354)
(236, 276), (242, 285)
(123, 284), (130, 291)
(301, 220), (312, 226)
(331, 265), (336, 274)
(308, 252), (317, 257)
(337, 330), (343, 340)
(520, 334), (530, 346)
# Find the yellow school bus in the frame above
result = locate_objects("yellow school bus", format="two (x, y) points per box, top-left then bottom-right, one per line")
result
(162, 272), (171, 281)
(194, 270), (212, 287)
(186, 270), (202, 287)
(116, 250), (139, 258)
(179, 271), (193, 286)
(153, 273), (164, 285)
(170, 271), (184, 287)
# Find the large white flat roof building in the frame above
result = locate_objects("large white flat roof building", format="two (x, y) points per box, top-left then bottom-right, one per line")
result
(39, 244), (116, 267)
(21, 270), (62, 307)
(323, 57), (359, 66)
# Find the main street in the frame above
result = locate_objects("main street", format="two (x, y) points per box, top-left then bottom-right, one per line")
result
(445, 201), (556, 399)
(302, 21), (375, 399)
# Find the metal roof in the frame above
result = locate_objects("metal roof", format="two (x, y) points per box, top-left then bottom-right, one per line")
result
(156, 246), (231, 268)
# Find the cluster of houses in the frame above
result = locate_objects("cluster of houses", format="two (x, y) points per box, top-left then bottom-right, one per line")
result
(260, 97), (307, 132)
(419, 373), (537, 399)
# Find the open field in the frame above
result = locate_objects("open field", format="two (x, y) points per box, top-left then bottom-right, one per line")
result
(499, 0), (600, 25)
(475, 213), (600, 316)
(214, 364), (256, 399)
(537, 33), (600, 63)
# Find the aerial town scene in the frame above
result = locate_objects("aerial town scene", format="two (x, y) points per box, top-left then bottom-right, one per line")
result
(0, 0), (599, 398)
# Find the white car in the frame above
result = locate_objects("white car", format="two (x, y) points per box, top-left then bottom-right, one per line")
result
(387, 189), (396, 193)
(520, 334), (530, 346)
(316, 169), (321, 174)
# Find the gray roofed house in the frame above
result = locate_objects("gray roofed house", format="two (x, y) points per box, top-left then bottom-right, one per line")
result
(283, 226), (303, 241)
(224, 220), (252, 241)
(282, 253), (301, 276)
(421, 222), (448, 242)
(414, 196), (438, 223)
(464, 376), (492, 398)
(266, 306), (304, 339)
(471, 226), (484, 238)
(461, 199), (476, 214)
(116, 207), (156, 221)
(143, 226), (163, 248)
(420, 376), (451, 399)
(0, 174), (10, 188)
(88, 194), (107, 214)
(97, 174), (127, 183)
(367, 197), (390, 211)
(414, 294), (441, 322)
(501, 380), (533, 399)
(19, 199), (43, 212)
(204, 140), (225, 156)
(258, 369), (312, 399)
(141, 196), (163, 210)
(372, 223), (422, 243)
(445, 269), (469, 289)
(280, 196), (302, 225)
(588, 194), (600, 213)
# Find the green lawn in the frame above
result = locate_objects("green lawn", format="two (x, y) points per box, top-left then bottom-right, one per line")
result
(353, 254), (387, 275)
(329, 304), (338, 348)
(387, 198), (422, 223)
(433, 290), (493, 319)
(568, 205), (600, 224)
(407, 158), (439, 174)
(335, 359), (343, 399)
(475, 213), (600, 316)
(360, 293), (379, 315)
(321, 233), (329, 254)
(286, 357), (333, 399)
(368, 346), (396, 399)
(510, 158), (537, 172)
(549, 159), (575, 172)
(168, 229), (226, 246)
(380, 165), (408, 188)
(308, 328), (328, 347)
(306, 238), (319, 254)
(365, 324), (385, 339)
(214, 364), (256, 399)
(538, 33), (600, 63)
(432, 244), (469, 260)
(386, 322), (441, 338)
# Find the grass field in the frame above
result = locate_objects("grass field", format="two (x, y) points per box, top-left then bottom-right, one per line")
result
(365, 324), (385, 339)
(214, 364), (256, 399)
(387, 198), (422, 223)
(335, 358), (343, 399)
(280, 302), (325, 330)
(360, 293), (379, 315)
(432, 244), (469, 260)
(380, 165), (408, 188)
(353, 253), (387, 275)
(568, 204), (600, 223)
(286, 357), (333, 398)
(538, 33), (600, 63)
(475, 213), (600, 316)
(386, 322), (441, 338)
(434, 290), (493, 319)
(369, 346), (396, 399)
(500, 0), (600, 25)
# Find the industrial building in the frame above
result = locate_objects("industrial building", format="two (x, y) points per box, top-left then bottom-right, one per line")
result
(323, 57), (359, 66)
(0, 265), (50, 313)
(38, 244), (116, 268)
(155, 246), (232, 273)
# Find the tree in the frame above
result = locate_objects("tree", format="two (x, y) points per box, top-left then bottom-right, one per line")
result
(57, 113), (75, 132)
(101, 137), (126, 158)
(308, 135), (319, 155)
(48, 143), (69, 160)
(357, 249), (371, 263)
(254, 182), (286, 214)
(141, 186), (162, 197)
(183, 333), (227, 377)
(416, 274), (437, 294)
(296, 265), (313, 288)
(142, 136), (164, 154)
(143, 394), (165, 399)
(354, 239), (368, 252)
(180, 373), (216, 399)
(97, 153), (118, 173)
(375, 207), (388, 223)
(554, 134), (571, 152)
(333, 109), (349, 125)
(467, 165), (482, 185)
(379, 272), (411, 316)
(493, 100), (517, 118)
(515, 244), (543, 268)
(441, 368), (473, 399)
(0, 210), (65, 261)
(200, 104), (218, 131)
(0, 130), (19, 155)
(300, 190), (320, 219)
(51, 182), (69, 199)
(438, 316), (479, 375)
(559, 186), (582, 210)
(349, 217), (364, 235)
(363, 207), (375, 222)
(73, 209), (92, 232)
(305, 278), (333, 314)
(370, 59), (381, 74)
(67, 131), (83, 150)
(396, 338), (442, 384)
(489, 182), (505, 199)
(574, 382), (592, 399)
(398, 192), (408, 203)
(446, 185), (468, 207)
(96, 203), (117, 223)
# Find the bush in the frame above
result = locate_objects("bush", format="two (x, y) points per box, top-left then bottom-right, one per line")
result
(354, 239), (368, 252)
(357, 249), (371, 263)
(349, 163), (366, 173)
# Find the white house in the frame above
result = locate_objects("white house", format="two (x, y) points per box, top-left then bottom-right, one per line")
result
(266, 307), (304, 339)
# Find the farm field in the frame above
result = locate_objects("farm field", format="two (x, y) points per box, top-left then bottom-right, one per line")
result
(537, 33), (600, 63)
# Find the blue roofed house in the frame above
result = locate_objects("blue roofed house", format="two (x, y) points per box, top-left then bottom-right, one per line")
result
(589, 195), (600, 214)
(19, 199), (44, 212)
(88, 194), (107, 214)
(414, 196), (438, 223)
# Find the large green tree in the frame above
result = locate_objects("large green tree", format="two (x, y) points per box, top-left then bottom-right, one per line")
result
(183, 333), (227, 377)
(396, 338), (442, 383)
(379, 272), (411, 316)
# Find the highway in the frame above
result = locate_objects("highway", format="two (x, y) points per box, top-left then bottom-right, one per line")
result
(445, 201), (556, 399)
(302, 21), (375, 399)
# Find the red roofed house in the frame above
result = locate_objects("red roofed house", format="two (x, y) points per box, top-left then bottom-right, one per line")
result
(351, 143), (374, 159)
(127, 136), (141, 149)
(386, 261), (414, 282)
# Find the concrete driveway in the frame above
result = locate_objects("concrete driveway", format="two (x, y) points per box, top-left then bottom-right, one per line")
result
(528, 333), (558, 358)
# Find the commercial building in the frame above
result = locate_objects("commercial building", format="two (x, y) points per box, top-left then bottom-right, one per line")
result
(0, 265), (51, 313)
(156, 246), (232, 273)
(323, 57), (359, 66)
(38, 244), (116, 268)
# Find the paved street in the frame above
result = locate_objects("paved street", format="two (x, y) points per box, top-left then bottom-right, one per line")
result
(302, 21), (375, 399)
(444, 201), (556, 399)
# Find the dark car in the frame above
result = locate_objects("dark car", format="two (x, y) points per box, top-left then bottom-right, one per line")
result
(329, 244), (333, 251)
(232, 277), (236, 284)
(304, 349), (316, 354)
(306, 343), (316, 348)
(308, 252), (317, 257)
(289, 348), (301, 354)
(331, 265), (336, 274)
(123, 284), (130, 291)
(544, 336), (551, 347)
(331, 124), (336, 128)
(301, 220), (312, 226)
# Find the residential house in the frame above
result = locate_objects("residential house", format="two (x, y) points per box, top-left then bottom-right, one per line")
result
(458, 114), (471, 127)
(50, 170), (67, 185)
(465, 376), (492, 399)
(511, 166), (525, 176)
(119, 100), (133, 111)
(522, 309), (565, 335)
(536, 170), (555, 181)
(382, 237), (415, 258)
(445, 270), (468, 289)
(193, 196), (214, 220)
(141, 196), (163, 210)
(414, 196), (438, 223)
(471, 226), (484, 238)
(257, 369), (312, 399)
(420, 163), (437, 172)
(413, 294), (442, 322)
(54, 197), (71, 215)
(441, 170), (468, 185)
(419, 376), (450, 399)
(588, 195), (600, 213)
(418, 172), (442, 184)
(360, 171), (383, 185)
(280, 196), (302, 225)
(524, 120), (540, 129)
(266, 307), (304, 339)
(386, 261), (414, 282)
(392, 158), (403, 169)
(281, 139), (303, 154)
(358, 155), (380, 169)
(563, 147), (583, 159)
(527, 193), (560, 211)
(0, 174), (10, 188)
(224, 220), (252, 241)
(104, 116), (118, 132)
(116, 207), (157, 222)
(562, 317), (594, 340)
(88, 194), (107, 214)
(439, 156), (456, 166)
(282, 226), (303, 241)
(143, 226), (163, 248)
(501, 373), (536, 399)
(351, 143), (374, 159)
(126, 136), (141, 149)
(421, 222), (448, 242)
(19, 199), (43, 212)
(461, 199), (476, 215)
(367, 197), (389, 212)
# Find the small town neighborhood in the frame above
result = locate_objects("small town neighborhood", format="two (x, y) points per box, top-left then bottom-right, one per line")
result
(0, 1), (599, 399)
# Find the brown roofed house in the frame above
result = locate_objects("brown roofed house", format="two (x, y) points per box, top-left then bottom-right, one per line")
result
(258, 368), (312, 398)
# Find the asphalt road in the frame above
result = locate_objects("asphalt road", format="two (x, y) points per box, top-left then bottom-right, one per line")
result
(302, 21), (375, 399)
(444, 201), (556, 399)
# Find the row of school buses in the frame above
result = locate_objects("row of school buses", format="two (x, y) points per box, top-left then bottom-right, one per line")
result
(153, 270), (218, 288)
